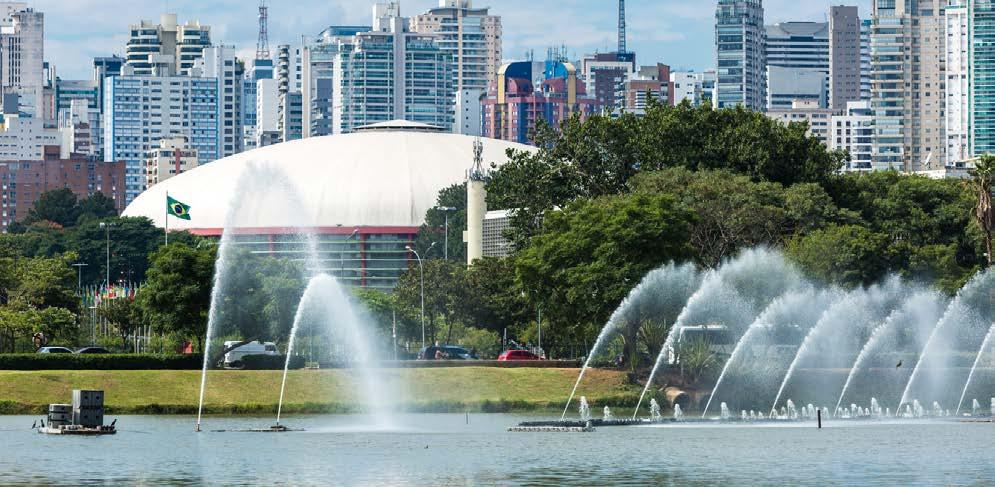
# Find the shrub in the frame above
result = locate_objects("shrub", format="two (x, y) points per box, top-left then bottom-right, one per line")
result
(238, 354), (305, 370)
(0, 353), (203, 370)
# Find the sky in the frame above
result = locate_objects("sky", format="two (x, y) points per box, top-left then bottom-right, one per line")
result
(39, 0), (873, 80)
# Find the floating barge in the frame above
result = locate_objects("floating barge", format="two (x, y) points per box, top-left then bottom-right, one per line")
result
(37, 390), (116, 436)
(508, 424), (596, 433)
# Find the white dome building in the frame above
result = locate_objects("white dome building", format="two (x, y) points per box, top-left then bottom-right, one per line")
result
(123, 121), (536, 289)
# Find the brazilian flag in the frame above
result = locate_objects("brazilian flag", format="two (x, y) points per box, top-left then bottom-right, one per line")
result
(167, 196), (192, 221)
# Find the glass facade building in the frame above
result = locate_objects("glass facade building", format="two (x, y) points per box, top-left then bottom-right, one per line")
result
(948, 0), (995, 159)
(715, 0), (766, 110)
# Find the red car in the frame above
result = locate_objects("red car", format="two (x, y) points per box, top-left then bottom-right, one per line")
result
(497, 350), (541, 361)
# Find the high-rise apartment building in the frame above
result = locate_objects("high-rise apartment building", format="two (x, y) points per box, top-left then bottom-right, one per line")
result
(715, 0), (766, 110)
(829, 6), (862, 111)
(0, 3), (43, 119)
(830, 100), (874, 171)
(870, 0), (946, 171)
(860, 19), (872, 102)
(308, 2), (453, 134)
(946, 0), (995, 164)
(301, 26), (370, 137)
(765, 22), (829, 110)
(581, 52), (637, 111)
(411, 0), (502, 93)
(196, 46), (243, 158)
(104, 73), (219, 203)
(125, 14), (211, 76)
(276, 44), (303, 142)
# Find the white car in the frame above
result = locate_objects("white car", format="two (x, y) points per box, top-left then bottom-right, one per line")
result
(222, 341), (279, 368)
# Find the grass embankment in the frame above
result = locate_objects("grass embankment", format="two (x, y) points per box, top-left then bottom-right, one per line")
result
(0, 367), (639, 415)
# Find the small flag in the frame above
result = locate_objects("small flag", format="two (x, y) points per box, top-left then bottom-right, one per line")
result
(167, 196), (192, 221)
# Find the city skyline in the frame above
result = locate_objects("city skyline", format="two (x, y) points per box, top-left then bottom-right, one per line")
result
(41, 0), (871, 80)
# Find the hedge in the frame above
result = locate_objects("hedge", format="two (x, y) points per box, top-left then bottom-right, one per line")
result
(239, 354), (305, 370)
(0, 354), (204, 370)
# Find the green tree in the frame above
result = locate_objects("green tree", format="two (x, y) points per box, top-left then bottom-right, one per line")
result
(488, 103), (845, 247)
(23, 188), (81, 228)
(136, 243), (215, 351)
(787, 225), (892, 287)
(459, 257), (529, 333)
(415, 183), (468, 262)
(968, 155), (994, 266)
(77, 192), (120, 224)
(516, 193), (694, 356)
(634, 167), (841, 267)
(395, 259), (467, 345)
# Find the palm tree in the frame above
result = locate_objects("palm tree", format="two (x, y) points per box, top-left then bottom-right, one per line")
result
(969, 155), (995, 267)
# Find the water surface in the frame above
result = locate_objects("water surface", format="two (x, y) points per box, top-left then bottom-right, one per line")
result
(0, 414), (991, 486)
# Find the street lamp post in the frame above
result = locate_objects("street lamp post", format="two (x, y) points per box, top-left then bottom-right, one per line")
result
(72, 263), (89, 293)
(99, 222), (112, 288)
(436, 207), (457, 261)
(406, 242), (436, 349)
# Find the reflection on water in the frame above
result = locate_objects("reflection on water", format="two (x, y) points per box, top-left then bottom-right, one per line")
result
(1, 413), (992, 486)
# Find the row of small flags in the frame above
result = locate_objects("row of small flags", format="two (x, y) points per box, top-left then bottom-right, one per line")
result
(79, 283), (140, 308)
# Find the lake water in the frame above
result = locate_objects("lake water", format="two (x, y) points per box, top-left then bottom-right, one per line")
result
(0, 414), (992, 486)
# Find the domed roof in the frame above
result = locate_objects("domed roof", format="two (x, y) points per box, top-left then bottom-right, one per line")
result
(123, 127), (536, 231)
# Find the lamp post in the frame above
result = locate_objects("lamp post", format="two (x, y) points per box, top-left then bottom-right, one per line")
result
(436, 207), (457, 260)
(406, 242), (436, 349)
(71, 263), (88, 293)
(99, 222), (113, 288)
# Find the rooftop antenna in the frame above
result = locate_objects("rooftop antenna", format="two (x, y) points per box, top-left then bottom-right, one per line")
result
(469, 138), (486, 181)
(618, 0), (627, 54)
(256, 1), (270, 61)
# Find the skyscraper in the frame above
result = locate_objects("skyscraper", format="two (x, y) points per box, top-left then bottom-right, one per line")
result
(870, 0), (946, 171)
(411, 0), (502, 93)
(829, 6), (862, 111)
(0, 3), (44, 119)
(125, 14), (211, 76)
(946, 0), (995, 164)
(715, 0), (766, 110)
(765, 21), (829, 110)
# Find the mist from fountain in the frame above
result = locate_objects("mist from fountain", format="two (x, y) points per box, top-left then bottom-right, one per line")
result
(195, 162), (316, 431)
(770, 278), (905, 414)
(702, 287), (840, 416)
(561, 262), (700, 421)
(956, 323), (995, 414)
(900, 269), (995, 410)
(635, 248), (805, 418)
(835, 290), (947, 413)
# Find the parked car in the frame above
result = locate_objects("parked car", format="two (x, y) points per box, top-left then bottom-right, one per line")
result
(223, 341), (279, 368)
(497, 350), (541, 361)
(417, 345), (478, 360)
(75, 347), (112, 354)
(37, 347), (74, 354)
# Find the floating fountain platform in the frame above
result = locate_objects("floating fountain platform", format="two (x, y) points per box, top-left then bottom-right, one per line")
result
(38, 425), (116, 436)
(509, 425), (596, 433)
(517, 419), (648, 428)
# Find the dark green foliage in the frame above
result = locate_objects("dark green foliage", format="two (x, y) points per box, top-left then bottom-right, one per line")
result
(136, 243), (215, 351)
(516, 193), (694, 355)
(0, 353), (203, 370)
(239, 354), (305, 370)
(787, 225), (893, 287)
(487, 103), (845, 248)
(23, 188), (81, 228)
(415, 183), (467, 262)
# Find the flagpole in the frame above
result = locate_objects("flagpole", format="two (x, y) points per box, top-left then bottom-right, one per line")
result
(165, 191), (169, 246)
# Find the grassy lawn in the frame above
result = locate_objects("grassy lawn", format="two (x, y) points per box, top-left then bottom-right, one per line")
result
(0, 367), (639, 415)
